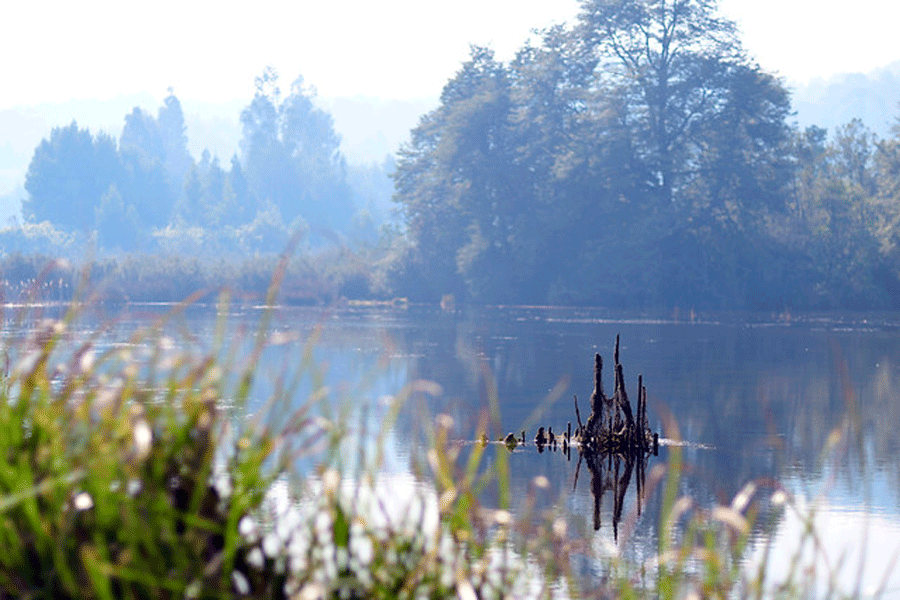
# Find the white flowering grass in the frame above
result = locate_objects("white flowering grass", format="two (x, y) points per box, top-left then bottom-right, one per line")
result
(0, 278), (308, 598)
(0, 269), (864, 600)
(233, 463), (529, 599)
(0, 272), (534, 599)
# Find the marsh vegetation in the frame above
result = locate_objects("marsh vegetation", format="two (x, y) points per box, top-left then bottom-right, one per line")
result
(1, 282), (895, 598)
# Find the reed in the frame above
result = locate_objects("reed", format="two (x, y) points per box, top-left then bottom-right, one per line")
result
(0, 277), (884, 598)
(0, 278), (521, 598)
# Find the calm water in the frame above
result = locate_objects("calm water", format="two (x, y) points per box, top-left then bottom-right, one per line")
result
(6, 303), (900, 595)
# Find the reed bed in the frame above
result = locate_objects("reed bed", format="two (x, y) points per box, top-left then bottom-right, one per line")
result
(0, 266), (883, 599)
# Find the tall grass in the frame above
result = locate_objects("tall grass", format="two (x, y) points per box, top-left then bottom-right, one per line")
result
(0, 267), (525, 598)
(0, 272), (888, 598)
(0, 249), (384, 306)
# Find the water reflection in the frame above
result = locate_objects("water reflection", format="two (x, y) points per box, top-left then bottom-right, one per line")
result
(383, 306), (900, 584)
(573, 448), (651, 541)
(8, 302), (900, 593)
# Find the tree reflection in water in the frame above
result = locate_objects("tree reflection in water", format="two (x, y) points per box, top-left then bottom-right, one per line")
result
(574, 447), (652, 541)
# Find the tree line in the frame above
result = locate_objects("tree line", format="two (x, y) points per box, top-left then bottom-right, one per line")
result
(389, 0), (900, 309)
(15, 70), (391, 258)
(10, 0), (900, 310)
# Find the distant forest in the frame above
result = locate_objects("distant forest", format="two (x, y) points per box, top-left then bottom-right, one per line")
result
(4, 0), (900, 310)
(10, 68), (394, 256)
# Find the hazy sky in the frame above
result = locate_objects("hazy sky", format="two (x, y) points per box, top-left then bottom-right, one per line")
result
(3, 0), (900, 108)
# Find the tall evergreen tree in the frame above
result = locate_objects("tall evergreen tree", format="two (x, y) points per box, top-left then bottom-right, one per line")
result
(119, 107), (175, 229)
(157, 90), (193, 203)
(238, 68), (352, 235)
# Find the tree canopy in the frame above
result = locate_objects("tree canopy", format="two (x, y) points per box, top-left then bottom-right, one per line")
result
(14, 4), (900, 309)
(20, 79), (386, 258)
(239, 68), (354, 236)
(24, 122), (120, 233)
(392, 0), (806, 307)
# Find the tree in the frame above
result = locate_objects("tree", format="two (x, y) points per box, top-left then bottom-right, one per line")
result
(578, 0), (744, 211)
(873, 115), (900, 270)
(119, 107), (176, 229)
(227, 155), (255, 226)
(280, 76), (353, 232)
(95, 184), (140, 251)
(394, 47), (521, 302)
(157, 90), (192, 203)
(239, 68), (285, 215)
(178, 162), (204, 225)
(506, 27), (653, 304)
(23, 122), (121, 232)
(656, 63), (796, 305)
(393, 2), (797, 307)
(118, 93), (193, 229)
(787, 121), (890, 307)
(392, 108), (468, 300)
(199, 156), (234, 228)
(120, 108), (164, 167)
(834, 118), (877, 194)
(238, 68), (352, 235)
(791, 125), (829, 228)
(573, 0), (797, 307)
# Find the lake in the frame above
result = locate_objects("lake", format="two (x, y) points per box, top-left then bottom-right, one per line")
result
(5, 302), (900, 596)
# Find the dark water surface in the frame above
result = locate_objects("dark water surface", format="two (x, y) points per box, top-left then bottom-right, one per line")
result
(6, 303), (900, 595)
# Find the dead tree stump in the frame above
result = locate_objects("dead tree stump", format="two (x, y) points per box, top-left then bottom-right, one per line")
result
(576, 335), (654, 454)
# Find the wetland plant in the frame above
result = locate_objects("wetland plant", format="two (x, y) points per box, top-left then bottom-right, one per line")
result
(0, 280), (880, 599)
(0, 284), (523, 598)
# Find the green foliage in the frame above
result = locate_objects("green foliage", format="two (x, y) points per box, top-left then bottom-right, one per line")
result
(239, 68), (355, 234)
(391, 0), (798, 308)
(117, 94), (191, 230)
(156, 92), (194, 205)
(174, 152), (243, 230)
(22, 97), (191, 242)
(581, 0), (744, 208)
(95, 185), (141, 252)
(0, 302), (296, 598)
(388, 0), (900, 310)
(0, 291), (529, 598)
(14, 0), (900, 308)
(23, 123), (121, 231)
(0, 282), (887, 599)
(781, 120), (898, 308)
(18, 80), (389, 258)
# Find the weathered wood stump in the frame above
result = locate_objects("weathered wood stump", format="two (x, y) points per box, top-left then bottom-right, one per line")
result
(575, 335), (656, 456)
(569, 336), (658, 539)
(502, 336), (657, 463)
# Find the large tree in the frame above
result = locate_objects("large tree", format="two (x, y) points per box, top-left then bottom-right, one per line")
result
(239, 68), (353, 235)
(578, 0), (744, 211)
(394, 47), (521, 302)
(392, 0), (798, 307)
(507, 27), (655, 304)
(23, 122), (121, 232)
(576, 0), (796, 306)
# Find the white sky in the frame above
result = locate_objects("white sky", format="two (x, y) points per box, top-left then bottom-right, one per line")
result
(2, 0), (900, 108)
